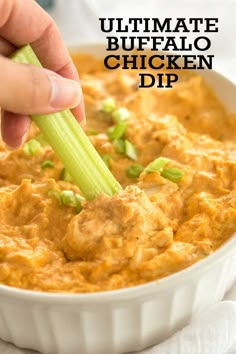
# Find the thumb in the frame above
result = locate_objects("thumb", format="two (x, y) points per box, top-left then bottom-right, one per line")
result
(0, 55), (82, 115)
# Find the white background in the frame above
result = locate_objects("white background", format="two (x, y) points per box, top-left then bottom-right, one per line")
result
(49, 0), (236, 82)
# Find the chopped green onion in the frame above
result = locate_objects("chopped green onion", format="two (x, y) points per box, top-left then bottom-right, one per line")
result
(101, 98), (116, 113)
(35, 134), (48, 146)
(126, 164), (144, 179)
(87, 129), (99, 136)
(113, 138), (125, 154)
(101, 154), (112, 169)
(124, 140), (138, 161)
(41, 160), (54, 169)
(23, 139), (41, 156)
(107, 122), (127, 140)
(145, 158), (184, 182)
(145, 157), (170, 173)
(60, 190), (76, 207)
(48, 189), (84, 212)
(161, 167), (184, 182)
(60, 168), (73, 182)
(75, 194), (85, 213)
(112, 108), (130, 123)
(12, 45), (122, 200)
(48, 189), (61, 204)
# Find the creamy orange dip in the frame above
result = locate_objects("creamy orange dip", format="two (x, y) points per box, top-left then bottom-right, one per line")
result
(0, 53), (236, 293)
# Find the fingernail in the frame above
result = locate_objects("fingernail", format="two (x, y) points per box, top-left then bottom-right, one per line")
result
(79, 99), (86, 127)
(71, 96), (86, 127)
(48, 74), (82, 110)
(4, 130), (29, 151)
(80, 119), (86, 128)
(21, 130), (29, 146)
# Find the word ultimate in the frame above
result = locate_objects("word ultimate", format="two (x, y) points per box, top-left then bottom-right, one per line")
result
(99, 17), (218, 88)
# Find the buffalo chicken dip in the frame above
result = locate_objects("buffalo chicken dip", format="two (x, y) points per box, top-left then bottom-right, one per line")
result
(0, 53), (236, 293)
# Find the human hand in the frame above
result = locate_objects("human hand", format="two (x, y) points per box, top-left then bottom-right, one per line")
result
(0, 0), (84, 149)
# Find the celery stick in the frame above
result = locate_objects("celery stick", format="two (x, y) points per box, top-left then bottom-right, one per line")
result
(11, 45), (121, 199)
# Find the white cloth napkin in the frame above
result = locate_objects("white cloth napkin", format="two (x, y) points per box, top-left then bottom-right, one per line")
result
(142, 292), (236, 354)
(1, 285), (236, 354)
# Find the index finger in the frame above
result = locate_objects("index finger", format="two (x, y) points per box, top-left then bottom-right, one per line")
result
(0, 0), (79, 81)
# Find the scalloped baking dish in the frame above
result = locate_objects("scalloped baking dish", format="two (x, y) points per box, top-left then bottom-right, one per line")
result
(0, 44), (236, 354)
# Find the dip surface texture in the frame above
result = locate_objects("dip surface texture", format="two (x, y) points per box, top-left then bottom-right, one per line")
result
(0, 54), (236, 293)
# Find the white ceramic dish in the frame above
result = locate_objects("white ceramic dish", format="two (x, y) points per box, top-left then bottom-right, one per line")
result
(0, 44), (236, 354)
